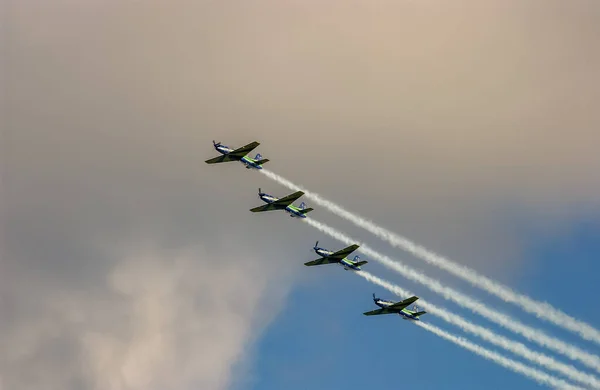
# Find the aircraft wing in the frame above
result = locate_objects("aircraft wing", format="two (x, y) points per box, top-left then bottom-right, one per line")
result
(304, 257), (340, 266)
(228, 141), (260, 158)
(205, 154), (238, 164)
(388, 296), (419, 311)
(250, 204), (280, 213)
(327, 244), (360, 260)
(363, 308), (395, 316)
(271, 191), (305, 207)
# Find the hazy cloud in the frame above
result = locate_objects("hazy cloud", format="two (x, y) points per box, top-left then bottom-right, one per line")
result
(1, 243), (288, 390)
(3, 0), (600, 389)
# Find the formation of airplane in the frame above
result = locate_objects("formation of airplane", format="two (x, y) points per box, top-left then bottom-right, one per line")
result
(250, 188), (314, 218)
(207, 139), (427, 323)
(205, 140), (269, 170)
(364, 293), (427, 320)
(305, 241), (368, 271)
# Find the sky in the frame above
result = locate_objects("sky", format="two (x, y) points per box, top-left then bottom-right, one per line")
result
(2, 0), (600, 389)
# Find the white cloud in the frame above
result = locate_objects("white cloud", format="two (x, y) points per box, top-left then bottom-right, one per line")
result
(0, 244), (289, 390)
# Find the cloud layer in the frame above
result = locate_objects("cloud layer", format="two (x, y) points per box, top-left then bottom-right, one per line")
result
(1, 243), (289, 390)
(3, 0), (599, 389)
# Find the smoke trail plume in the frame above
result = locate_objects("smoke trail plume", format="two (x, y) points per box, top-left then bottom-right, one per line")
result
(260, 169), (600, 346)
(358, 271), (600, 389)
(414, 322), (584, 390)
(301, 217), (600, 373)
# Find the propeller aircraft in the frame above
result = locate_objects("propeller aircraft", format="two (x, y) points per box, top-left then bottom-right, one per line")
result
(250, 188), (314, 218)
(364, 293), (427, 320)
(205, 140), (269, 170)
(305, 241), (368, 271)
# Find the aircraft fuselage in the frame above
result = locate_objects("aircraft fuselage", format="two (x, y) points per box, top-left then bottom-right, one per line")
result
(215, 144), (234, 154)
(339, 258), (362, 271)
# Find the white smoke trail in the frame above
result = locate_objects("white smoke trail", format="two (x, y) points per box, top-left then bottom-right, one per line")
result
(414, 321), (584, 390)
(260, 169), (600, 346)
(302, 217), (600, 373)
(358, 271), (600, 389)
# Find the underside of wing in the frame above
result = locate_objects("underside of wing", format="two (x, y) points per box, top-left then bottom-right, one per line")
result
(328, 244), (360, 260)
(272, 191), (304, 207)
(363, 308), (394, 316)
(205, 154), (238, 164)
(228, 141), (260, 158)
(304, 257), (339, 266)
(250, 204), (282, 212)
(388, 296), (419, 310)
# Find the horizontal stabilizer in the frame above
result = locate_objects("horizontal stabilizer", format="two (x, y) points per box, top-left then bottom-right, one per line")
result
(413, 311), (427, 317)
(354, 261), (368, 267)
(255, 158), (269, 165)
(298, 207), (314, 214)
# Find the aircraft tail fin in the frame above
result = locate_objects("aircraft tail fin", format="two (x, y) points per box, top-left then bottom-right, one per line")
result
(353, 255), (360, 261)
(410, 304), (426, 317)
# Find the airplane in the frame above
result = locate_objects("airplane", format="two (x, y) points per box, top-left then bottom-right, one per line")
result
(205, 140), (269, 170)
(304, 241), (368, 271)
(363, 293), (427, 320)
(250, 188), (314, 218)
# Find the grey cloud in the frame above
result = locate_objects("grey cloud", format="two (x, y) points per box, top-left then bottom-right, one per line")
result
(1, 243), (288, 390)
(3, 0), (600, 389)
